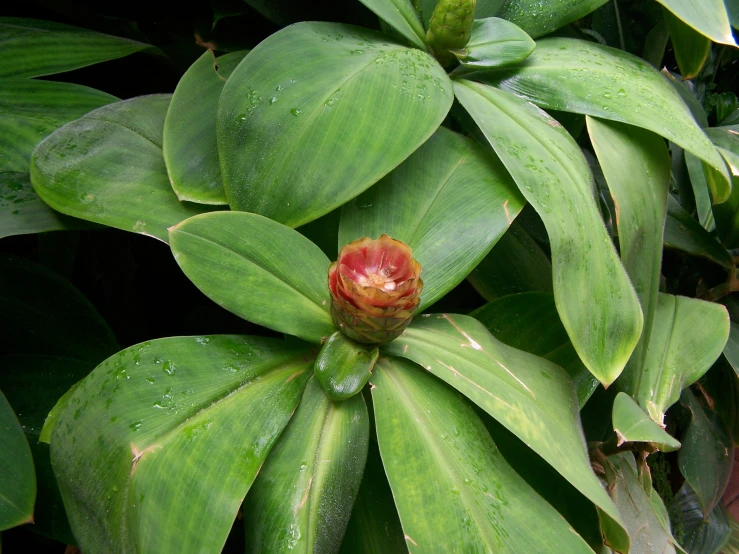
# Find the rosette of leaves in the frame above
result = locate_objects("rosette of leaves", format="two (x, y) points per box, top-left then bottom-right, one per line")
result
(10, 0), (739, 551)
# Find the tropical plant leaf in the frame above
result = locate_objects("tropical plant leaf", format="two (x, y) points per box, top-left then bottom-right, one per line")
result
(684, 151), (716, 230)
(0, 389), (35, 531)
(634, 294), (729, 423)
(218, 22), (452, 227)
(611, 393), (680, 452)
(453, 18), (535, 69)
(678, 388), (734, 517)
(339, 126), (524, 312)
(383, 314), (627, 544)
(170, 212), (335, 344)
(163, 50), (248, 205)
(0, 18), (154, 78)
(495, 0), (609, 38)
(0, 79), (117, 173)
(654, 0), (736, 45)
(357, 0), (427, 49)
(50, 336), (313, 553)
(314, 332), (378, 401)
(370, 356), (594, 553)
(245, 378), (369, 553)
(670, 482), (732, 554)
(725, 322), (739, 378)
(664, 10), (711, 80)
(472, 38), (732, 203)
(30, 95), (214, 243)
(454, 79), (643, 386)
(416, 0), (506, 29)
(472, 292), (597, 407)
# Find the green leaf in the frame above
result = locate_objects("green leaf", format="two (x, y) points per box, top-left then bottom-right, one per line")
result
(218, 22), (452, 227)
(664, 194), (733, 268)
(357, 0), (427, 49)
(339, 126), (524, 311)
(314, 332), (378, 401)
(664, 10), (711, 80)
(472, 293), (599, 408)
(416, 0), (506, 29)
(587, 118), (672, 402)
(678, 388), (734, 517)
(370, 356), (594, 553)
(30, 95), (214, 243)
(0, 172), (95, 239)
(0, 79), (117, 173)
(496, 0), (609, 39)
(245, 378), (369, 553)
(473, 38), (732, 203)
(51, 336), (313, 553)
(706, 126), (739, 176)
(612, 393), (681, 452)
(670, 482), (732, 554)
(163, 51), (247, 205)
(601, 452), (681, 554)
(170, 211), (335, 344)
(466, 219), (553, 301)
(0, 18), (153, 79)
(382, 314), (627, 544)
(684, 151), (716, 230)
(0, 389), (35, 531)
(453, 17), (535, 69)
(725, 322), (739, 378)
(454, 79), (643, 386)
(654, 0), (736, 46)
(635, 294), (729, 423)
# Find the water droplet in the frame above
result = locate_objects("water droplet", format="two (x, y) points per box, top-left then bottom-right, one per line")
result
(162, 361), (176, 376)
(129, 421), (143, 431)
(269, 97), (277, 105)
(236, 113), (247, 123)
(290, 108), (302, 117)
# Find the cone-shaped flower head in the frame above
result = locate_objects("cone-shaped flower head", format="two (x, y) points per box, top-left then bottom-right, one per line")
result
(328, 235), (423, 345)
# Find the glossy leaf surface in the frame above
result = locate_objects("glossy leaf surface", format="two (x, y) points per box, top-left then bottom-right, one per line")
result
(0, 18), (152, 78)
(51, 336), (313, 553)
(314, 332), (378, 401)
(454, 17), (534, 69)
(170, 212), (335, 344)
(496, 0), (609, 38)
(383, 314), (626, 542)
(0, 389), (35, 531)
(357, 0), (426, 49)
(371, 357), (593, 553)
(664, 10), (710, 80)
(474, 38), (732, 202)
(611, 393), (680, 452)
(163, 51), (247, 205)
(636, 294), (729, 423)
(654, 0), (736, 45)
(339, 126), (524, 311)
(472, 292), (597, 408)
(454, 79), (643, 386)
(30, 95), (213, 243)
(670, 483), (731, 554)
(0, 79), (116, 173)
(245, 378), (369, 553)
(218, 22), (452, 227)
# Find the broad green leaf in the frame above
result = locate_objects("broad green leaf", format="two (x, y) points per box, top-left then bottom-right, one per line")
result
(0, 18), (153, 78)
(635, 294), (729, 424)
(163, 50), (247, 205)
(218, 22), (452, 227)
(170, 211), (335, 344)
(661, 70), (709, 128)
(453, 17), (535, 69)
(314, 332), (378, 401)
(725, 322), (739, 378)
(670, 483), (732, 554)
(51, 336), (313, 553)
(706, 126), (739, 176)
(0, 172), (95, 239)
(473, 38), (732, 203)
(664, 10), (710, 80)
(496, 0), (609, 38)
(654, 0), (736, 45)
(466, 219), (553, 301)
(472, 293), (599, 407)
(357, 0), (427, 49)
(601, 453), (680, 554)
(370, 356), (594, 553)
(643, 19), (670, 68)
(0, 389), (35, 531)
(715, 175), (739, 249)
(339, 441), (407, 554)
(30, 95), (214, 243)
(0, 79), (117, 173)
(684, 151), (716, 230)
(587, 118), (672, 401)
(664, 195), (733, 268)
(339, 126), (524, 311)
(454, 79), (643, 386)
(611, 393), (680, 452)
(383, 314), (627, 544)
(245, 378), (369, 553)
(678, 389), (734, 517)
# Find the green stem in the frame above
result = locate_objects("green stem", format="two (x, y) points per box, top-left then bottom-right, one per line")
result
(613, 0), (625, 51)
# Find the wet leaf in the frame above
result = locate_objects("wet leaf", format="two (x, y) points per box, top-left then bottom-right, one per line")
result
(496, 0), (609, 38)
(611, 393), (680, 452)
(453, 18), (535, 69)
(357, 0), (426, 49)
(314, 332), (378, 401)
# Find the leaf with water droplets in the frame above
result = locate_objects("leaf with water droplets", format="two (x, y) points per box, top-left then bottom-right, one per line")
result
(496, 0), (609, 38)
